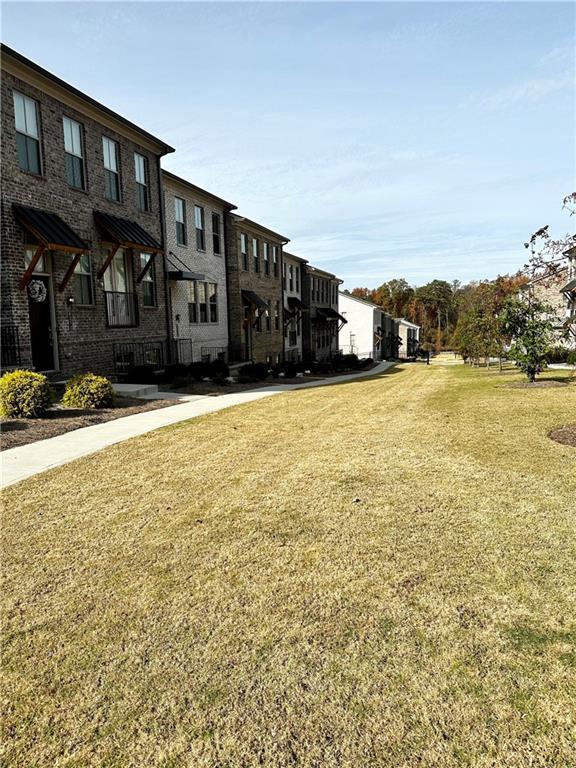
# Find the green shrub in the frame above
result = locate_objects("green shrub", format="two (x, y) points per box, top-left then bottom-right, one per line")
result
(0, 369), (53, 418)
(567, 350), (576, 366)
(208, 358), (230, 379)
(547, 346), (570, 364)
(238, 363), (269, 380)
(63, 373), (114, 409)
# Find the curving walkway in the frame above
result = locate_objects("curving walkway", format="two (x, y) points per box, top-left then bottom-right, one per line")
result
(1, 361), (396, 488)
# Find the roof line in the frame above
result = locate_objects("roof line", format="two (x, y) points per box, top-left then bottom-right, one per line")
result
(161, 170), (237, 210)
(230, 213), (290, 243)
(1, 44), (175, 156)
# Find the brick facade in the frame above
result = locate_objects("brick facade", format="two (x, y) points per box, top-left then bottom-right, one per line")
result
(282, 252), (307, 362)
(301, 265), (343, 361)
(225, 215), (288, 364)
(162, 171), (235, 363)
(1, 46), (173, 377)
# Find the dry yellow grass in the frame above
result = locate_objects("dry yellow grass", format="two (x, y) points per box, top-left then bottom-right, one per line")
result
(2, 361), (575, 767)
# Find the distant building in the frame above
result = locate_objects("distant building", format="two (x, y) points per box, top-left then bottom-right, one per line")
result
(282, 252), (307, 362)
(225, 214), (288, 365)
(527, 250), (576, 349)
(301, 265), (346, 361)
(396, 318), (420, 358)
(162, 170), (236, 363)
(338, 291), (396, 360)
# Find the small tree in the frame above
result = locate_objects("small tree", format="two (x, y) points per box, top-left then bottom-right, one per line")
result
(501, 295), (554, 382)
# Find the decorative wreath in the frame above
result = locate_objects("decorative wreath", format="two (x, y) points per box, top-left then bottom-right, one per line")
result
(28, 279), (47, 303)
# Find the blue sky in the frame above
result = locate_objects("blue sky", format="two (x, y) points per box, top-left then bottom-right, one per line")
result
(3, 2), (574, 289)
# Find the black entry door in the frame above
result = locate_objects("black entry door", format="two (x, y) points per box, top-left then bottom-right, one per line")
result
(28, 276), (55, 370)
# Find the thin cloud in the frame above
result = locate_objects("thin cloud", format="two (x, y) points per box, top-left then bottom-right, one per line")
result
(465, 71), (573, 110)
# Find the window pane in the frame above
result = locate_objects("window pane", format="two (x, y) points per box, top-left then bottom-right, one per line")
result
(103, 138), (117, 171)
(13, 92), (26, 133)
(134, 153), (146, 184)
(194, 206), (204, 229)
(24, 97), (38, 137)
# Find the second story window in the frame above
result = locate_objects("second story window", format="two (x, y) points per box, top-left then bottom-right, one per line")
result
(296, 266), (300, 292)
(263, 242), (270, 275)
(195, 205), (205, 250)
(274, 300), (280, 330)
(212, 213), (221, 255)
(63, 117), (85, 189)
(252, 238), (259, 273)
(175, 197), (187, 245)
(289, 264), (294, 291)
(134, 153), (149, 211)
(240, 233), (248, 270)
(283, 262), (286, 289)
(273, 245), (279, 277)
(13, 91), (41, 174)
(102, 137), (120, 201)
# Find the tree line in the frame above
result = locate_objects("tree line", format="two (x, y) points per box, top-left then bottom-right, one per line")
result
(348, 193), (576, 381)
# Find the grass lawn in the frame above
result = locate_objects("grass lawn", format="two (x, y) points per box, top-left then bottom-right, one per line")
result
(2, 360), (575, 767)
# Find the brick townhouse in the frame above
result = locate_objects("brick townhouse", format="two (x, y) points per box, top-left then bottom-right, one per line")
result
(527, 246), (576, 350)
(301, 264), (346, 361)
(225, 214), (289, 364)
(162, 170), (236, 363)
(282, 251), (308, 362)
(0, 45), (174, 377)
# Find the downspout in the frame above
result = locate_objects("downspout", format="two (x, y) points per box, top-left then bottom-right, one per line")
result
(223, 208), (232, 363)
(157, 156), (173, 364)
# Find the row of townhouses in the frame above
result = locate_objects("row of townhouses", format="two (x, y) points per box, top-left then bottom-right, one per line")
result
(1, 46), (418, 378)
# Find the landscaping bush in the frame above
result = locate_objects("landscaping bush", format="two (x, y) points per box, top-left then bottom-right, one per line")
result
(171, 375), (190, 390)
(282, 362), (298, 378)
(0, 369), (53, 418)
(238, 363), (269, 381)
(63, 373), (114, 409)
(568, 350), (576, 366)
(547, 346), (570, 364)
(208, 358), (230, 379)
(125, 365), (158, 384)
(188, 361), (211, 381)
(358, 357), (374, 368)
(164, 363), (189, 381)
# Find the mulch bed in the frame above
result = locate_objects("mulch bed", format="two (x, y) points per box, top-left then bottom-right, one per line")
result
(549, 425), (576, 448)
(505, 380), (571, 389)
(1, 397), (179, 451)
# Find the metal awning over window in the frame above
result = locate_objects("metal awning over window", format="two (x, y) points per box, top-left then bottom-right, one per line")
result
(287, 296), (307, 312)
(316, 306), (347, 323)
(14, 204), (89, 252)
(166, 252), (204, 282)
(94, 210), (162, 253)
(242, 290), (268, 310)
(13, 204), (89, 290)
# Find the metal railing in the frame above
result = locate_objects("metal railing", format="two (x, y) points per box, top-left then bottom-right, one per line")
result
(201, 346), (228, 363)
(105, 291), (138, 328)
(113, 340), (165, 376)
(1, 324), (21, 368)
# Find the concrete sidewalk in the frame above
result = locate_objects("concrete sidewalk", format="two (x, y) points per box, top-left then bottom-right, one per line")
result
(1, 361), (396, 488)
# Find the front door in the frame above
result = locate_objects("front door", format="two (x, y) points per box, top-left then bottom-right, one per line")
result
(28, 275), (55, 370)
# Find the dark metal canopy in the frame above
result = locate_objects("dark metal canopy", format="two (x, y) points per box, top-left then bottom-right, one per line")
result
(316, 306), (347, 323)
(287, 296), (307, 312)
(94, 210), (162, 253)
(242, 290), (268, 310)
(168, 269), (205, 282)
(13, 204), (89, 253)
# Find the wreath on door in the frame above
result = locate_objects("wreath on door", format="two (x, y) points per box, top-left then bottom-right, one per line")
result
(28, 279), (47, 303)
